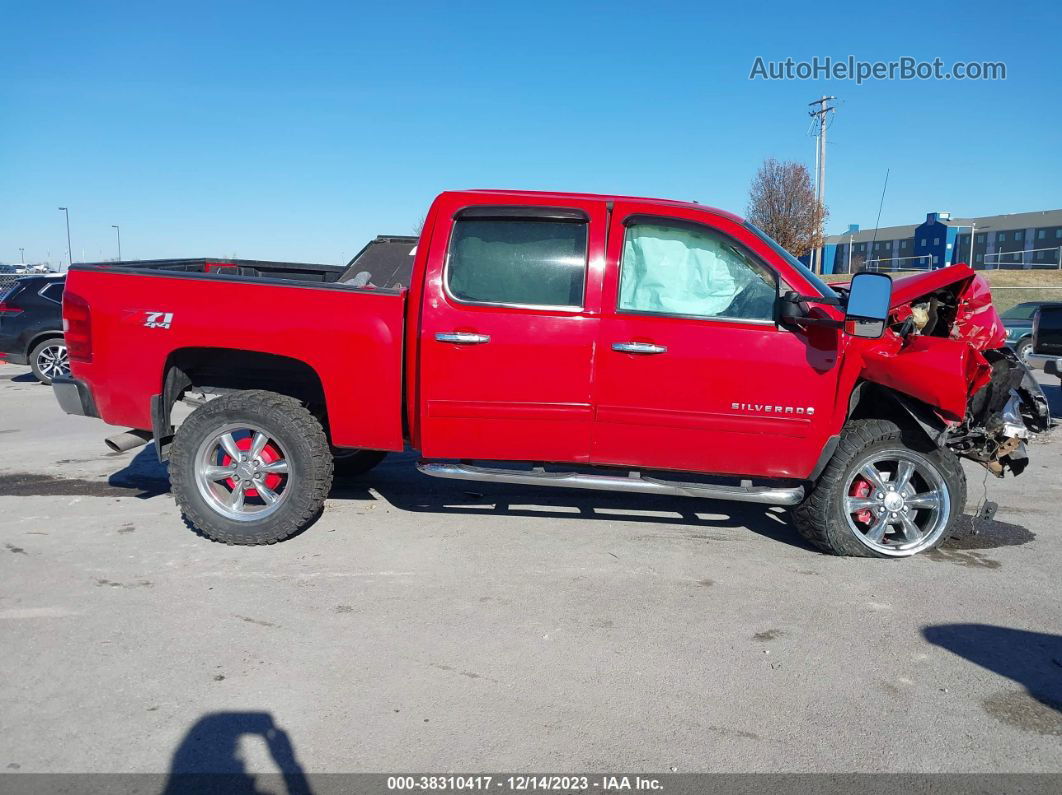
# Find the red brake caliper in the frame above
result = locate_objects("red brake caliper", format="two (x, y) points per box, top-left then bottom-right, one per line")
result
(221, 436), (283, 498)
(849, 477), (873, 525)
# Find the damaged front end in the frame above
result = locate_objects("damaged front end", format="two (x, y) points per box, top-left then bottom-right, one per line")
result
(946, 347), (1050, 476)
(858, 266), (1052, 477)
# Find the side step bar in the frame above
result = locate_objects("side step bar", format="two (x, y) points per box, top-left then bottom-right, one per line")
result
(417, 462), (804, 506)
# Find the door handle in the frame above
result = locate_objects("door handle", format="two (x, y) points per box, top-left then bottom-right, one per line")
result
(435, 331), (491, 345)
(612, 341), (667, 354)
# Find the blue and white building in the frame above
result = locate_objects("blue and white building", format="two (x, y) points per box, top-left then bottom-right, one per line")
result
(809, 209), (1062, 274)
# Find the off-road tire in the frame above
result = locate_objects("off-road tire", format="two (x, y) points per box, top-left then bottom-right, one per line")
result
(333, 449), (388, 477)
(170, 390), (333, 545)
(29, 337), (68, 385)
(792, 419), (966, 558)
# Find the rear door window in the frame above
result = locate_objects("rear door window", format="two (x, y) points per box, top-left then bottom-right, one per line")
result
(446, 218), (588, 309)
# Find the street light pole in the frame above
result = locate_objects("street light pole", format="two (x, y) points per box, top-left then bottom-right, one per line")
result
(112, 225), (122, 262)
(58, 207), (73, 271)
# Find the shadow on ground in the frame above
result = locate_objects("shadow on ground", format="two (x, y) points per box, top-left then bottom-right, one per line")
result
(923, 624), (1062, 735)
(330, 453), (817, 551)
(163, 711), (311, 795)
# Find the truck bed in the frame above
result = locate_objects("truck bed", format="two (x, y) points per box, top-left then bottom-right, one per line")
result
(63, 261), (408, 452)
(79, 257), (349, 284)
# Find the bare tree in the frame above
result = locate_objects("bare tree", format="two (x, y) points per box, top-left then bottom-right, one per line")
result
(746, 158), (828, 261)
(412, 215), (426, 236)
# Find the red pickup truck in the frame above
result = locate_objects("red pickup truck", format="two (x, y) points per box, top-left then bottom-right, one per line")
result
(53, 190), (1050, 558)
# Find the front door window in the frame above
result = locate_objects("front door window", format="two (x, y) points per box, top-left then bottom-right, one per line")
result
(618, 221), (778, 322)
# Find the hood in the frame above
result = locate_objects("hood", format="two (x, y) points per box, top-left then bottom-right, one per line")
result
(888, 264), (975, 308)
(887, 265), (1006, 351)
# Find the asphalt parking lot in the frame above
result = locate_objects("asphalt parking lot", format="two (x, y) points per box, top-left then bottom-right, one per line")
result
(1, 364), (1061, 776)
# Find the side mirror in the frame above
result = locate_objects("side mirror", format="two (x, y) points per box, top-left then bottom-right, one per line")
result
(845, 272), (892, 338)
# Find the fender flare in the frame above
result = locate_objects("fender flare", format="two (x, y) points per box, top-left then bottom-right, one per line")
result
(847, 381), (950, 448)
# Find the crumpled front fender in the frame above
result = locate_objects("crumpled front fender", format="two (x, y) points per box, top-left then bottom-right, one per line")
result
(859, 335), (992, 423)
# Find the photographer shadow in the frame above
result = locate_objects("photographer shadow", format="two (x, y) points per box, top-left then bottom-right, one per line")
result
(163, 711), (311, 795)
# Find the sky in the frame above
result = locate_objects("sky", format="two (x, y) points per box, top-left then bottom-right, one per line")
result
(2, 0), (1060, 266)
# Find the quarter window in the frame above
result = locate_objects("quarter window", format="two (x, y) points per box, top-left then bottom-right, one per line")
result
(618, 221), (777, 322)
(40, 283), (65, 304)
(446, 218), (587, 308)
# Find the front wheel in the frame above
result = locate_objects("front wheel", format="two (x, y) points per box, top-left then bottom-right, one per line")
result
(169, 390), (334, 545)
(792, 419), (966, 558)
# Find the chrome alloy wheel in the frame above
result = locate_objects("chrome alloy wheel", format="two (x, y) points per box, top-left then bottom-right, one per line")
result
(194, 425), (292, 522)
(36, 342), (69, 380)
(844, 449), (951, 557)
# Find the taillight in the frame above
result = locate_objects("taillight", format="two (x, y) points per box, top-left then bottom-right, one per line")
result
(63, 291), (93, 363)
(0, 301), (22, 315)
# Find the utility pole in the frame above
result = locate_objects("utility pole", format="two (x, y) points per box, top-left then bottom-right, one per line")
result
(58, 207), (73, 272)
(808, 96), (836, 273)
(19, 247), (24, 264)
(112, 225), (122, 262)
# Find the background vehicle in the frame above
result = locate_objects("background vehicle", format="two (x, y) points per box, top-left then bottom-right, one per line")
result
(0, 274), (68, 384)
(1027, 304), (1062, 383)
(340, 235), (419, 288)
(1000, 301), (1062, 363)
(53, 190), (1050, 558)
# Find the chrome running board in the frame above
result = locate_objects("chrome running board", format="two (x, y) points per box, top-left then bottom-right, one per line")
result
(416, 462), (804, 506)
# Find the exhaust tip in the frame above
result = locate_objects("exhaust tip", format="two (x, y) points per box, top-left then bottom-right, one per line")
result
(104, 429), (153, 454)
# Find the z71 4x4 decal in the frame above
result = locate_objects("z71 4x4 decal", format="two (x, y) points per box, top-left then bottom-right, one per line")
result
(144, 311), (173, 329)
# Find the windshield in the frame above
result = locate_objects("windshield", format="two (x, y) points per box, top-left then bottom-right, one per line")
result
(1000, 303), (1039, 322)
(743, 222), (837, 299)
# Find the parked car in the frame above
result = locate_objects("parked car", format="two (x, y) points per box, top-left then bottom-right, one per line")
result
(52, 190), (1050, 558)
(0, 274), (68, 384)
(1026, 304), (1062, 382)
(1000, 301), (1062, 362)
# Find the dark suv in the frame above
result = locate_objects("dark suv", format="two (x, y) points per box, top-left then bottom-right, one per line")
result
(0, 275), (68, 384)
(1027, 304), (1062, 383)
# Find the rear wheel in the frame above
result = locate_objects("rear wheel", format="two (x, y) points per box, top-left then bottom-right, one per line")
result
(792, 419), (966, 558)
(170, 390), (333, 545)
(29, 338), (69, 385)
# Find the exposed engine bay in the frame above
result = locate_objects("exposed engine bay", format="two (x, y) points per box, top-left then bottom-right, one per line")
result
(846, 267), (1052, 478)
